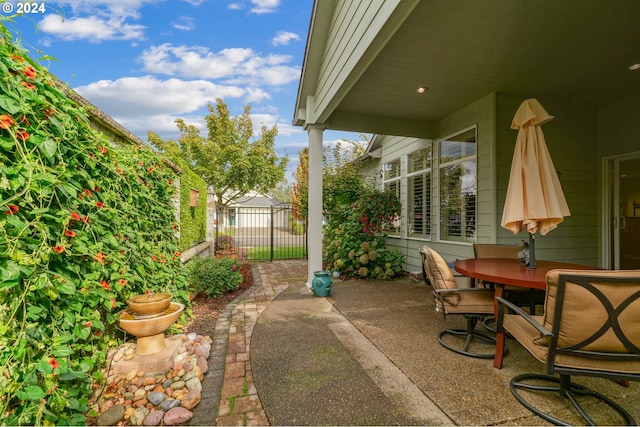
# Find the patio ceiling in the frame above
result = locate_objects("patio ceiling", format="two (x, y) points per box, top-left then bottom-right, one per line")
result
(302, 0), (640, 138)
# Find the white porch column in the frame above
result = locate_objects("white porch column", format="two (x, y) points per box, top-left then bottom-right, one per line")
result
(307, 124), (324, 288)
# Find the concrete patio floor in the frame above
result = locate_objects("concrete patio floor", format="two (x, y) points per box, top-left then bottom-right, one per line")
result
(192, 260), (640, 426)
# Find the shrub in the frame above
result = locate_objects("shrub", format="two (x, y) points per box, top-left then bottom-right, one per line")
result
(215, 234), (235, 250)
(324, 189), (404, 279)
(288, 215), (305, 235)
(187, 256), (242, 298)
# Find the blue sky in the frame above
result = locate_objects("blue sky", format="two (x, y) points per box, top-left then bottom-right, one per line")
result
(4, 0), (362, 181)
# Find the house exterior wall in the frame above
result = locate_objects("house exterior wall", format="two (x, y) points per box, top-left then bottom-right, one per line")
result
(374, 94), (495, 273)
(598, 93), (640, 159)
(371, 92), (607, 274)
(359, 156), (381, 187)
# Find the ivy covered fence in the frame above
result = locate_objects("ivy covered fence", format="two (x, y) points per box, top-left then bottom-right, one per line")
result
(0, 20), (191, 425)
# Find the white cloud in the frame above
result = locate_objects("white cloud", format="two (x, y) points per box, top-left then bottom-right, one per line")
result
(272, 31), (300, 46)
(35, 0), (202, 41)
(75, 76), (245, 116)
(251, 0), (281, 14)
(276, 123), (303, 137)
(138, 43), (300, 86)
(244, 87), (271, 104)
(172, 16), (195, 31)
(38, 13), (145, 41)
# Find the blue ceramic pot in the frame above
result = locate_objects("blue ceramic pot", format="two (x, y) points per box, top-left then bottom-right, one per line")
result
(311, 270), (333, 297)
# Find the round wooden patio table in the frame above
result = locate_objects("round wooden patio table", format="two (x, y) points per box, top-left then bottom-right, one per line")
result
(454, 258), (595, 290)
(453, 258), (597, 368)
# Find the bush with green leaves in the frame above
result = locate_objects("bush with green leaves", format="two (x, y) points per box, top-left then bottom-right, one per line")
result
(187, 256), (243, 298)
(324, 185), (404, 279)
(0, 22), (190, 425)
(288, 215), (304, 235)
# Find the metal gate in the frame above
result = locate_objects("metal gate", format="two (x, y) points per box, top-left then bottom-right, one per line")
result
(215, 204), (307, 261)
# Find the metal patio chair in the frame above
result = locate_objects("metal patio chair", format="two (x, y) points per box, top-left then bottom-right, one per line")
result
(419, 245), (498, 359)
(496, 269), (640, 425)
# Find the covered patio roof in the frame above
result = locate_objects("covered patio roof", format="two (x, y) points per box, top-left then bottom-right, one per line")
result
(294, 0), (640, 139)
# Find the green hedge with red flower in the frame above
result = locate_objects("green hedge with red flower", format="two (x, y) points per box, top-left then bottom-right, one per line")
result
(0, 22), (191, 425)
(323, 165), (404, 279)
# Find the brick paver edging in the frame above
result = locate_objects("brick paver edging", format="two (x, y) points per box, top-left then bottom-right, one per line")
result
(195, 262), (297, 426)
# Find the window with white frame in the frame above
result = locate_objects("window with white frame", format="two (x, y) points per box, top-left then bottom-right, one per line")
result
(439, 128), (476, 242)
(408, 146), (432, 238)
(383, 159), (401, 235)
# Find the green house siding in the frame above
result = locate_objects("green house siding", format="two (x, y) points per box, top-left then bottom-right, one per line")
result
(370, 92), (612, 273)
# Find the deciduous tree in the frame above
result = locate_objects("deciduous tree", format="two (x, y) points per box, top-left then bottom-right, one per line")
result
(149, 98), (288, 206)
(291, 136), (367, 219)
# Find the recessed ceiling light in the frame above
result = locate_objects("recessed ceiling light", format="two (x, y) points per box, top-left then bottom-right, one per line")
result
(416, 86), (428, 94)
(629, 63), (640, 71)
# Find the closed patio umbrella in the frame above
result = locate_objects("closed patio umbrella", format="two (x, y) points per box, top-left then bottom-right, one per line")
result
(501, 98), (570, 268)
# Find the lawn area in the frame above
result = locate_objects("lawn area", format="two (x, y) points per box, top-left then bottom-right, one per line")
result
(248, 246), (306, 259)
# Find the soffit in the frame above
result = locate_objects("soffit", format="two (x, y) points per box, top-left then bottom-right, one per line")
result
(328, 0), (640, 133)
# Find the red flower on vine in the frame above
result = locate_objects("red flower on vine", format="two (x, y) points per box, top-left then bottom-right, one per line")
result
(21, 81), (36, 90)
(84, 189), (92, 197)
(95, 201), (104, 208)
(16, 130), (29, 141)
(64, 230), (76, 238)
(0, 115), (15, 129)
(70, 212), (81, 221)
(93, 252), (106, 264)
(48, 358), (59, 370)
(23, 66), (37, 79)
(4, 205), (18, 215)
(101, 280), (110, 291)
(84, 321), (92, 328)
(111, 298), (117, 309)
(99, 146), (107, 155)
(118, 279), (127, 286)
(53, 245), (65, 254)
(11, 54), (24, 63)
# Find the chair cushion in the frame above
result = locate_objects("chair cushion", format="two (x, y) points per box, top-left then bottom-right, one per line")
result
(539, 269), (640, 353)
(443, 289), (494, 315)
(424, 246), (460, 305)
(505, 313), (640, 375)
(504, 314), (547, 363)
(473, 244), (521, 259)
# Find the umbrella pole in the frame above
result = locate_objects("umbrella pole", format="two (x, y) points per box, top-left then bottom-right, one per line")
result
(528, 232), (536, 269)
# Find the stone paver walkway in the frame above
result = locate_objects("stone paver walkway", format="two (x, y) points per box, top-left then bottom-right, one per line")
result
(214, 260), (307, 426)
